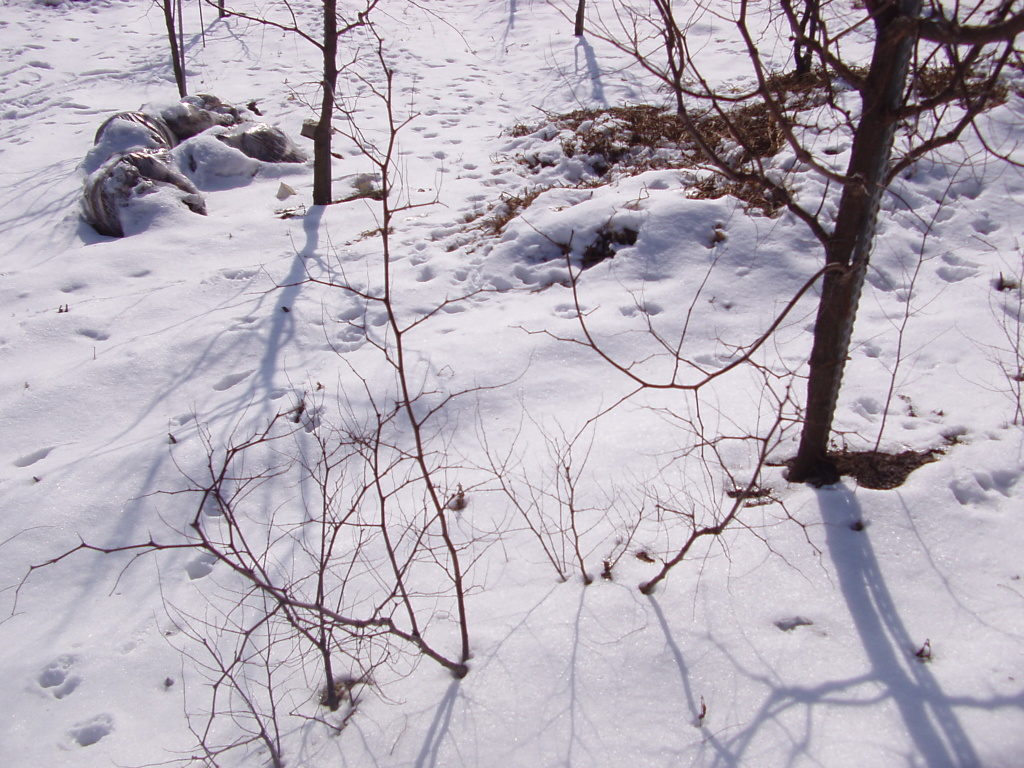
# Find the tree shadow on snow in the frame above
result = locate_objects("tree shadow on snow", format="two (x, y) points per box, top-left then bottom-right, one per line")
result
(414, 679), (461, 768)
(650, 483), (1024, 767)
(573, 37), (607, 107)
(814, 484), (978, 766)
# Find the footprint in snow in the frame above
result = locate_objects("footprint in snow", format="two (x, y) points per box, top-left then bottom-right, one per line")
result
(775, 616), (814, 631)
(619, 302), (663, 317)
(77, 328), (110, 341)
(69, 714), (114, 747)
(38, 656), (81, 699)
(185, 553), (217, 580)
(553, 303), (582, 319)
(212, 370), (253, 391)
(949, 469), (1018, 505)
(14, 446), (52, 468)
(330, 326), (366, 353)
(219, 267), (259, 281)
(972, 216), (999, 235)
(937, 253), (980, 283)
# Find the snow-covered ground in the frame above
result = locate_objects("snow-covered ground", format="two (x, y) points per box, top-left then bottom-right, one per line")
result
(2, 0), (1024, 766)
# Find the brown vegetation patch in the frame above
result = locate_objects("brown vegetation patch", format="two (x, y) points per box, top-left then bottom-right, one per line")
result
(912, 65), (1009, 107)
(686, 174), (788, 216)
(503, 68), (865, 222)
(696, 100), (784, 161)
(552, 104), (691, 170)
(483, 185), (550, 234)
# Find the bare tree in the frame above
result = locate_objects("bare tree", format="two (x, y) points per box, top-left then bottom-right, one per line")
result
(160, 0), (188, 97)
(583, 0), (1024, 483)
(575, 0), (587, 36)
(18, 21), (496, 765)
(208, 0), (379, 205)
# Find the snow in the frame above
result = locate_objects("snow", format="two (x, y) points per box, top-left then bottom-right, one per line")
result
(1, 0), (1024, 766)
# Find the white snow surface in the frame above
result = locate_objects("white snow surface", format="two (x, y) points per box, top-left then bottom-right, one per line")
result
(1, 0), (1024, 766)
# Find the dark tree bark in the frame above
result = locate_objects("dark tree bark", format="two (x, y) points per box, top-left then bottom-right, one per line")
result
(574, 0), (586, 37)
(582, 0), (1023, 486)
(792, 0), (820, 74)
(161, 0), (187, 97)
(787, 0), (924, 484)
(313, 0), (339, 206)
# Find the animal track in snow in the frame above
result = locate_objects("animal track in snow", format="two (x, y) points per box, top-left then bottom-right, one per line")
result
(77, 328), (110, 341)
(553, 303), (582, 319)
(950, 468), (1020, 504)
(14, 446), (52, 467)
(219, 267), (259, 281)
(185, 553), (216, 580)
(69, 714), (113, 747)
(38, 656), (81, 699)
(416, 266), (436, 282)
(212, 370), (253, 391)
(229, 315), (258, 330)
(972, 468), (1019, 496)
(852, 397), (882, 418)
(60, 281), (87, 293)
(937, 253), (980, 283)
(330, 326), (366, 352)
(972, 216), (999, 235)
(619, 302), (663, 317)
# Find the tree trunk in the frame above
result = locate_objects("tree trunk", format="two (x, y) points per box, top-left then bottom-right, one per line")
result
(574, 0), (586, 37)
(161, 0), (187, 97)
(313, 0), (338, 206)
(788, 0), (922, 484)
(793, 0), (820, 75)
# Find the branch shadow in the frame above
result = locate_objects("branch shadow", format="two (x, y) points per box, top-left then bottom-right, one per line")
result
(648, 595), (739, 766)
(257, 204), (321, 396)
(648, 483), (1023, 767)
(573, 37), (607, 107)
(414, 679), (461, 768)
(814, 483), (979, 766)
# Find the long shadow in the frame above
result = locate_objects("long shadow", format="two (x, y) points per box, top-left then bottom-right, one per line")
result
(649, 595), (738, 766)
(816, 484), (980, 766)
(21, 211), (325, 633)
(414, 679), (461, 768)
(499, 0), (518, 52)
(574, 37), (607, 107)
(646, 485), (1023, 767)
(257, 204), (322, 396)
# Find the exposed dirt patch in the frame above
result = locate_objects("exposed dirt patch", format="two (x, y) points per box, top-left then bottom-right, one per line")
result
(580, 224), (638, 269)
(830, 448), (942, 490)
